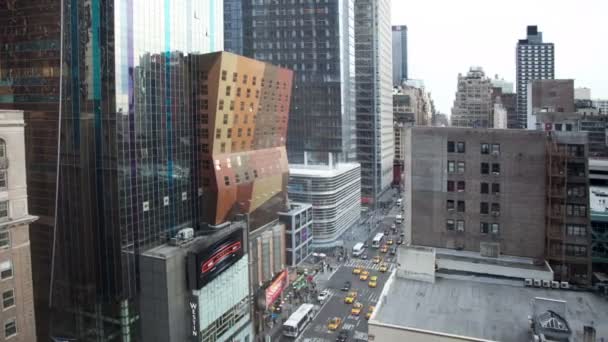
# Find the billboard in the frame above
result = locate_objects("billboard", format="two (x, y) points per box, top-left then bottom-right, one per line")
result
(187, 229), (244, 289)
(264, 269), (288, 309)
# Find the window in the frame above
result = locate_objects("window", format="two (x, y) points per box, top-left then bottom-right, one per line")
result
(227, 128), (232, 138)
(232, 72), (238, 82)
(0, 260), (12, 280)
(491, 163), (500, 175)
(447, 141), (455, 153)
(491, 223), (500, 234)
(225, 86), (231, 96)
(220, 143), (226, 153)
(0, 230), (9, 249)
(480, 202), (489, 215)
(447, 200), (455, 211)
(456, 142), (465, 153)
(0, 171), (6, 190)
(224, 176), (230, 186)
(4, 318), (16, 338)
(565, 244), (587, 257)
(457, 200), (465, 213)
(446, 220), (455, 231)
(447, 161), (455, 173)
(235, 174), (241, 184)
(253, 170), (258, 178)
(491, 203), (500, 216)
(236, 88), (242, 97)
(481, 162), (489, 174)
(457, 181), (465, 192)
(223, 114), (228, 125)
(481, 143), (489, 154)
(491, 144), (500, 155)
(447, 181), (455, 192)
(215, 129), (221, 139)
(243, 74), (248, 84)
(491, 183), (500, 194)
(566, 204), (586, 217)
(237, 128), (242, 137)
(2, 289), (14, 309)
(0, 202), (7, 221)
(221, 70), (227, 81)
(480, 222), (489, 234)
(457, 220), (465, 232)
(481, 182), (489, 194)
(566, 225), (586, 237)
(457, 161), (465, 173)
(218, 100), (224, 110)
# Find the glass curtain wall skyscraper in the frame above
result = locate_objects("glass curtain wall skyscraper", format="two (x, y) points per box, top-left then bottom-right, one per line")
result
(1, 1), (223, 340)
(239, 0), (356, 165)
(355, 0), (394, 203)
(516, 25), (555, 129)
(392, 25), (408, 86)
(224, 0), (244, 54)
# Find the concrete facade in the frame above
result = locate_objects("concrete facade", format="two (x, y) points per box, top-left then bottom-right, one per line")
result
(278, 203), (314, 267)
(404, 127), (547, 259)
(451, 67), (494, 128)
(527, 79), (575, 130)
(0, 110), (37, 342)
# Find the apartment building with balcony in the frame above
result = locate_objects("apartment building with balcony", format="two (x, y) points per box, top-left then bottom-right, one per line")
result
(0, 110), (37, 341)
(403, 127), (547, 259)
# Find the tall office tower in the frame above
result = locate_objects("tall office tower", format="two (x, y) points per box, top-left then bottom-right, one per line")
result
(355, 0), (394, 204)
(516, 25), (555, 128)
(189, 52), (293, 337)
(0, 110), (38, 342)
(451, 67), (494, 128)
(392, 25), (408, 86)
(224, 0), (243, 54)
(240, 0), (356, 165)
(0, 1), (223, 340)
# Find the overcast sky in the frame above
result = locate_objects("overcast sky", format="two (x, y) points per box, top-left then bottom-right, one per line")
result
(391, 0), (608, 115)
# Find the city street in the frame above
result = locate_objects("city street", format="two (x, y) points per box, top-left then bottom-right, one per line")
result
(278, 193), (404, 342)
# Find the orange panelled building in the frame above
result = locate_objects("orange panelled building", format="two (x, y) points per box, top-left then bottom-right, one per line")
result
(190, 52), (293, 230)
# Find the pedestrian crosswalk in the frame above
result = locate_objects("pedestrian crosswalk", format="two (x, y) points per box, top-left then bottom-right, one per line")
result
(343, 259), (396, 271)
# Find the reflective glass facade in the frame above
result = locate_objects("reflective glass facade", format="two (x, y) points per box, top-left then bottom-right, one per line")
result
(224, 0), (243, 54)
(392, 25), (408, 86)
(239, 0), (356, 165)
(1, 0), (223, 340)
(354, 0), (394, 202)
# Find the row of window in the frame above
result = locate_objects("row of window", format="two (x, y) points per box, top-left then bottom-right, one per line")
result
(446, 199), (501, 215)
(220, 70), (289, 91)
(446, 220), (500, 234)
(447, 161), (501, 175)
(447, 141), (501, 155)
(225, 85), (260, 100)
(142, 193), (190, 212)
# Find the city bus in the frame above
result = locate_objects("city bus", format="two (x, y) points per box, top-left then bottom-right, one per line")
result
(352, 242), (365, 257)
(283, 303), (315, 338)
(372, 233), (385, 248)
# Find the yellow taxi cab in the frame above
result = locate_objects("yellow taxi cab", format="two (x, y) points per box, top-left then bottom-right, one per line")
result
(380, 245), (389, 253)
(359, 270), (370, 281)
(351, 302), (363, 316)
(368, 278), (377, 288)
(352, 267), (362, 275)
(344, 291), (358, 304)
(328, 317), (342, 331)
(372, 256), (382, 264)
(379, 262), (388, 272)
(387, 239), (394, 245)
(365, 306), (375, 320)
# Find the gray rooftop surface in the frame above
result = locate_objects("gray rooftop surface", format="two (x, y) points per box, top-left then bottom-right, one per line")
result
(374, 276), (608, 341)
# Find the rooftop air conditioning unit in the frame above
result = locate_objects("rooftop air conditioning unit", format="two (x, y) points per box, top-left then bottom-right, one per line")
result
(525, 278), (533, 287)
(533, 279), (542, 287)
(560, 281), (570, 289)
(542, 280), (551, 288)
(551, 281), (560, 289)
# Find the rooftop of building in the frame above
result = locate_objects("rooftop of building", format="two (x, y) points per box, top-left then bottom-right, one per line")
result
(435, 247), (550, 272)
(409, 125), (545, 137)
(288, 162), (360, 178)
(278, 202), (312, 215)
(372, 276), (608, 341)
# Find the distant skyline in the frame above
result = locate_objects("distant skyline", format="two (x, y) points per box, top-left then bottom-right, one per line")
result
(391, 0), (608, 115)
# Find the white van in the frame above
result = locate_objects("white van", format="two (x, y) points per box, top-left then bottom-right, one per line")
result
(352, 242), (365, 257)
(395, 214), (403, 224)
(396, 198), (402, 206)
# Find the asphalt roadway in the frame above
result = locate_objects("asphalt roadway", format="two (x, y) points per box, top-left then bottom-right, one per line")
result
(278, 202), (404, 342)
